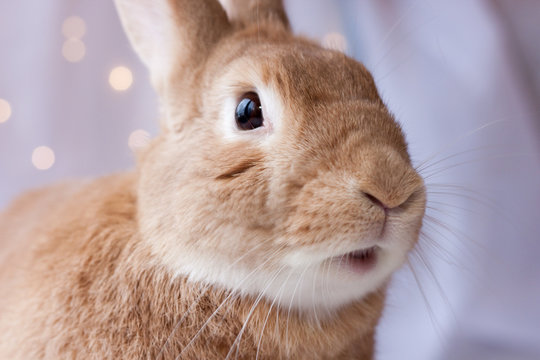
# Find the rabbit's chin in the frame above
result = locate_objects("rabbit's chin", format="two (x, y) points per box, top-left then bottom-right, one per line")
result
(174, 236), (411, 318)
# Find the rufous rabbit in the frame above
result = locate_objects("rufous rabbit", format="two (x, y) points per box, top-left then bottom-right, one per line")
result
(0, 0), (426, 358)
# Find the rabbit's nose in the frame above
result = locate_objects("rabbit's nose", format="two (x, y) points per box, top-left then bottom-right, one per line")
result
(361, 186), (418, 212)
(362, 191), (388, 211)
(361, 188), (407, 210)
(354, 147), (424, 211)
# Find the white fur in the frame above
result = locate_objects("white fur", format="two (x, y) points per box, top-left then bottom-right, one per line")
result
(172, 217), (414, 318)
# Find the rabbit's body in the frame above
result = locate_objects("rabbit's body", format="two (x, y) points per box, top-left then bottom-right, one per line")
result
(0, 0), (426, 359)
(0, 174), (382, 359)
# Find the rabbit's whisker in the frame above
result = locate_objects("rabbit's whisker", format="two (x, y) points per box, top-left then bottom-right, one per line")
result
(414, 119), (505, 172)
(415, 144), (503, 173)
(426, 183), (511, 222)
(371, 11), (438, 74)
(284, 263), (310, 357)
(406, 257), (445, 342)
(419, 226), (462, 267)
(415, 242), (456, 321)
(323, 257), (333, 318)
(369, 1), (421, 65)
(175, 246), (286, 360)
(311, 261), (322, 329)
(273, 266), (296, 360)
(255, 267), (294, 360)
(424, 210), (522, 280)
(422, 153), (531, 180)
(422, 216), (476, 265)
(424, 212), (497, 263)
(227, 264), (287, 360)
(426, 201), (480, 217)
(157, 238), (276, 358)
(417, 212), (528, 326)
(425, 182), (530, 251)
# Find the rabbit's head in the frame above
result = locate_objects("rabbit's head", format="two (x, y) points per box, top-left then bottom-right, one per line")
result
(115, 0), (425, 315)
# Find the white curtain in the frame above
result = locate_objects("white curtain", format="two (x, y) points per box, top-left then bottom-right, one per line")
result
(1, 1), (539, 359)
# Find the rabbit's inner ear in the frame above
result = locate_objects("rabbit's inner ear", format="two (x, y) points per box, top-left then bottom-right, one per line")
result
(114, 0), (231, 88)
(218, 0), (290, 29)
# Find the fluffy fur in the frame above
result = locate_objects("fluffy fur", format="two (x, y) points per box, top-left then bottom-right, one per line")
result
(0, 0), (426, 359)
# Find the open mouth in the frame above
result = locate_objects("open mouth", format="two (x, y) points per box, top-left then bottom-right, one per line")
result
(336, 246), (379, 273)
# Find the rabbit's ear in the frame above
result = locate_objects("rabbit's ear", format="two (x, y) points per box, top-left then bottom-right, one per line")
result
(219, 0), (290, 29)
(114, 0), (231, 88)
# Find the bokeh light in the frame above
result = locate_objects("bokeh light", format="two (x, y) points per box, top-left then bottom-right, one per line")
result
(32, 146), (55, 170)
(0, 98), (11, 123)
(322, 32), (348, 53)
(109, 66), (133, 91)
(128, 129), (151, 151)
(62, 16), (86, 39)
(62, 38), (86, 62)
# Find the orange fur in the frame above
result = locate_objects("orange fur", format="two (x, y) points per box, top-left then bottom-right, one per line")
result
(0, 175), (384, 359)
(0, 1), (426, 359)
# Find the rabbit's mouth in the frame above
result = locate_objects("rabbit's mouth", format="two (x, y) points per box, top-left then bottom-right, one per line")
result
(335, 246), (379, 273)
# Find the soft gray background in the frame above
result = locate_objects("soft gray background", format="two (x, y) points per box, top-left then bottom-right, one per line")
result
(1, 1), (539, 359)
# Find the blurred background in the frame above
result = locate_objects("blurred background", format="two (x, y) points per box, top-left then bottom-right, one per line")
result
(1, 1), (539, 359)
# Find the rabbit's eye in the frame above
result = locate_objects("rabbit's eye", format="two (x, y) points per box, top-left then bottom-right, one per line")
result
(235, 92), (263, 130)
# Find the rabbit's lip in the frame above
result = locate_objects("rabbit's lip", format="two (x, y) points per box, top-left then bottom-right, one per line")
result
(333, 246), (379, 273)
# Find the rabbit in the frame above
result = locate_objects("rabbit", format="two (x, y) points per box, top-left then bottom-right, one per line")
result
(0, 0), (426, 359)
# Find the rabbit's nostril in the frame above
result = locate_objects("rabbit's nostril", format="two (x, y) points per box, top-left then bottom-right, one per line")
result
(363, 192), (388, 211)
